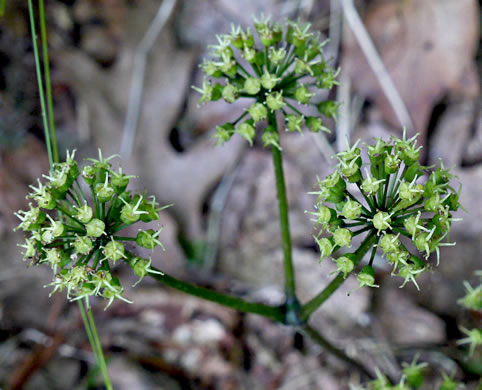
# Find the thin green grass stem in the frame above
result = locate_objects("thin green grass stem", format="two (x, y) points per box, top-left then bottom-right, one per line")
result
(38, 0), (58, 163)
(28, 0), (53, 166)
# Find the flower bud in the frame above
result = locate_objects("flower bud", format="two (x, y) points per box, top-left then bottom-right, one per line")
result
(357, 266), (379, 288)
(236, 121), (256, 146)
(268, 47), (286, 65)
(294, 85), (314, 104)
(95, 176), (115, 203)
(103, 239), (125, 262)
(384, 153), (401, 174)
(341, 199), (362, 220)
(286, 114), (304, 133)
(74, 235), (93, 255)
(244, 77), (261, 95)
(317, 100), (339, 120)
(261, 71), (279, 90)
(314, 236), (334, 259)
(266, 92), (284, 111)
(86, 218), (105, 237)
(261, 128), (281, 150)
(222, 82), (239, 103)
(82, 165), (96, 186)
(373, 211), (391, 233)
(335, 256), (354, 278)
(333, 227), (352, 247)
(214, 123), (235, 145)
(136, 229), (164, 250)
(248, 103), (268, 123)
(305, 116), (330, 133)
(379, 233), (400, 254)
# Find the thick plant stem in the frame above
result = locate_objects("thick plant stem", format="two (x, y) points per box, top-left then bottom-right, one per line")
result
(300, 232), (377, 321)
(269, 114), (297, 302)
(302, 324), (374, 379)
(148, 267), (285, 322)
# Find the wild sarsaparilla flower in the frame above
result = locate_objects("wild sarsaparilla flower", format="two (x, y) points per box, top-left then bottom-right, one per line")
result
(15, 150), (169, 309)
(309, 131), (461, 291)
(193, 16), (339, 148)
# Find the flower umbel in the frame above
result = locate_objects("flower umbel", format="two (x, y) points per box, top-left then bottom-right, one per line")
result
(193, 17), (338, 149)
(308, 132), (461, 291)
(15, 149), (169, 309)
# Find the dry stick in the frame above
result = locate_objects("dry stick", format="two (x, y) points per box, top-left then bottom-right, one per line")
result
(120, 0), (177, 157)
(340, 0), (414, 133)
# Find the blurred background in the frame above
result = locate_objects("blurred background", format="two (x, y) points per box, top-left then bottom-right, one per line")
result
(0, 0), (481, 389)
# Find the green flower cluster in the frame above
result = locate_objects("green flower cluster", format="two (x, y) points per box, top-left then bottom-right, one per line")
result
(351, 363), (465, 390)
(309, 132), (462, 291)
(193, 15), (339, 148)
(15, 150), (168, 309)
(457, 271), (482, 357)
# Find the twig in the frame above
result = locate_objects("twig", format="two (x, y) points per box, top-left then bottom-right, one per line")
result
(120, 0), (177, 157)
(341, 0), (414, 133)
(336, 72), (351, 153)
(203, 164), (240, 272)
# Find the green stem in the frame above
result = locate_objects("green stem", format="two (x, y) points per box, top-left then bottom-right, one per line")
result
(86, 303), (113, 390)
(148, 267), (285, 322)
(300, 233), (377, 321)
(0, 0), (5, 16)
(38, 0), (58, 163)
(302, 324), (374, 379)
(269, 113), (296, 301)
(28, 0), (53, 166)
(113, 236), (136, 241)
(356, 183), (376, 212)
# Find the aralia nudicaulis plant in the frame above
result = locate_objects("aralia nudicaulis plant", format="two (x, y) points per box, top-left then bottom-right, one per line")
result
(15, 150), (169, 309)
(309, 131), (463, 291)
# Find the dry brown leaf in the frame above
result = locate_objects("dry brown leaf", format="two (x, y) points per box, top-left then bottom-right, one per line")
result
(342, 0), (479, 135)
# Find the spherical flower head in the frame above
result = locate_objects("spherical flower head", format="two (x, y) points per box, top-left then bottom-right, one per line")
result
(333, 227), (352, 247)
(103, 239), (126, 263)
(341, 199), (362, 220)
(335, 256), (354, 278)
(286, 114), (304, 133)
(266, 91), (285, 111)
(314, 236), (334, 259)
(261, 70), (279, 90)
(86, 218), (105, 238)
(372, 211), (391, 234)
(74, 235), (93, 255)
(248, 103), (268, 123)
(244, 77), (261, 95)
(75, 203), (93, 224)
(294, 85), (314, 104)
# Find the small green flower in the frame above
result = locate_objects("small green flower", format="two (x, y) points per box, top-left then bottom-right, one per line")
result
(75, 203), (93, 224)
(314, 236), (334, 260)
(294, 85), (314, 105)
(247, 103), (268, 123)
(402, 356), (428, 389)
(341, 199), (362, 220)
(74, 235), (93, 255)
(102, 238), (126, 263)
(86, 218), (105, 238)
(355, 265), (379, 290)
(136, 229), (165, 251)
(457, 327), (482, 357)
(236, 121), (256, 145)
(266, 91), (285, 111)
(333, 227), (352, 248)
(335, 256), (354, 278)
(373, 211), (392, 234)
(457, 280), (482, 311)
(260, 70), (279, 90)
(286, 114), (304, 133)
(244, 77), (261, 95)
